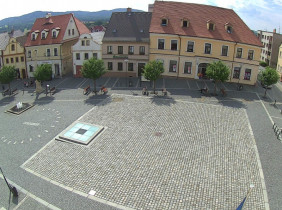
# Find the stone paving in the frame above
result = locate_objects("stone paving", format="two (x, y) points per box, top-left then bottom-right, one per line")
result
(22, 95), (266, 209)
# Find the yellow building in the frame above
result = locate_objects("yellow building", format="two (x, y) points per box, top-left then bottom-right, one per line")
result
(2, 34), (27, 79)
(149, 1), (262, 85)
(277, 44), (282, 80)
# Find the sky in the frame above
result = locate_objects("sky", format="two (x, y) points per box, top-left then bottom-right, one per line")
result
(0, 0), (281, 32)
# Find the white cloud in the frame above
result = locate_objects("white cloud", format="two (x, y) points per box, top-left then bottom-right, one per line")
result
(273, 0), (282, 6)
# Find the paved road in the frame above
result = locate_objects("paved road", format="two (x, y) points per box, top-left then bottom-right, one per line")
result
(0, 76), (281, 209)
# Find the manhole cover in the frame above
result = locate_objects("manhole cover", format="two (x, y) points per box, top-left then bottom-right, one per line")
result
(155, 132), (163, 137)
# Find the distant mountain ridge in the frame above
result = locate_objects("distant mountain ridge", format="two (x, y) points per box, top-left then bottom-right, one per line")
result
(0, 9), (143, 33)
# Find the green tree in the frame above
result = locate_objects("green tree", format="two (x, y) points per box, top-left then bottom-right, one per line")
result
(206, 61), (230, 95)
(258, 66), (280, 97)
(81, 58), (106, 94)
(33, 64), (52, 93)
(0, 66), (16, 95)
(143, 60), (164, 94)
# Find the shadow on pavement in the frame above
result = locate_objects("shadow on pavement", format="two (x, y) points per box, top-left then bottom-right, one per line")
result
(150, 95), (176, 106)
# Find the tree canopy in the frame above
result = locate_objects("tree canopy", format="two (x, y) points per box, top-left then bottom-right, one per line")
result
(81, 57), (106, 93)
(258, 66), (280, 97)
(0, 66), (16, 84)
(33, 64), (52, 82)
(143, 60), (164, 93)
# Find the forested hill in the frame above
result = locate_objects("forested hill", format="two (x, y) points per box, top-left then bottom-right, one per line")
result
(0, 8), (143, 33)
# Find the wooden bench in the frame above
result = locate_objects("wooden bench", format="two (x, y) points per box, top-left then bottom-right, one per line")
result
(83, 85), (90, 95)
(220, 88), (227, 97)
(50, 87), (56, 95)
(2, 89), (10, 96)
(12, 88), (18, 95)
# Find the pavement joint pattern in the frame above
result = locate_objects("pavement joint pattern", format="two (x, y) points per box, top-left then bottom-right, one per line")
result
(22, 95), (267, 209)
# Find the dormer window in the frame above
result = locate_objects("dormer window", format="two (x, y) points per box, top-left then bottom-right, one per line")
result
(42, 32), (46, 39)
(207, 20), (215, 31)
(31, 31), (39, 41)
(225, 23), (233, 34)
(161, 18), (168, 26)
(182, 19), (189, 28)
(52, 28), (60, 38)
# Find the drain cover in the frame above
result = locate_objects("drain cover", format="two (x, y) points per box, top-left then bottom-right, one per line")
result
(155, 132), (163, 137)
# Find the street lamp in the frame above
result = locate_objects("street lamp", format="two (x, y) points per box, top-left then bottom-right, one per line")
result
(236, 184), (254, 210)
(124, 59), (129, 87)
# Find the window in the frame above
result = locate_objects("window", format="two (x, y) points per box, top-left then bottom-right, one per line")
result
(128, 46), (134, 55)
(248, 50), (254, 60)
(42, 32), (46, 39)
(11, 58), (14, 63)
(161, 18), (168, 26)
(76, 53), (80, 60)
(128, 63), (133, 71)
(244, 69), (251, 80)
(182, 20), (189, 27)
(139, 46), (145, 55)
(46, 49), (51, 57)
(72, 29), (74, 35)
(11, 44), (15, 51)
(169, 60), (177, 72)
(32, 34), (36, 40)
(187, 41), (194, 52)
(93, 53), (97, 59)
(118, 62), (123, 71)
(171, 40), (178, 51)
(86, 40), (90, 46)
(233, 67), (240, 79)
(236, 48), (242, 58)
(54, 48), (58, 56)
(21, 56), (24, 62)
(221, 45), (228, 56)
(118, 46), (123, 54)
(68, 29), (71, 36)
(28, 50), (31, 58)
(107, 46), (112, 54)
(204, 43), (212, 54)
(108, 62), (113, 70)
(158, 39), (165, 50)
(52, 30), (57, 38)
(208, 23), (215, 30)
(16, 57), (19, 63)
(29, 65), (33, 72)
(6, 58), (9, 64)
(184, 62), (192, 74)
(84, 53), (89, 60)
(226, 26), (232, 33)
(81, 40), (85, 46)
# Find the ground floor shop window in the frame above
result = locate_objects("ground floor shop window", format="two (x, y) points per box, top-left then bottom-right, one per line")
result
(169, 60), (177, 72)
(244, 69), (251, 80)
(184, 62), (192, 74)
(118, 62), (123, 71)
(233, 67), (240, 79)
(128, 63), (134, 71)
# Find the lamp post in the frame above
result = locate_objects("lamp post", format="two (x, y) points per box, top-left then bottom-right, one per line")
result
(0, 167), (18, 197)
(236, 184), (254, 210)
(124, 59), (129, 87)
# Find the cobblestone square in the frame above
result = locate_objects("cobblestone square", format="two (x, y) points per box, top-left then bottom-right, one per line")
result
(23, 95), (267, 209)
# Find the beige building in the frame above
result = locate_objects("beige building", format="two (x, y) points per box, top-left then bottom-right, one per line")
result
(277, 44), (282, 80)
(3, 35), (27, 78)
(149, 1), (263, 85)
(102, 9), (152, 78)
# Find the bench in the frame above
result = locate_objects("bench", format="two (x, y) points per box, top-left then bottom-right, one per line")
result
(200, 87), (208, 94)
(83, 85), (90, 95)
(100, 86), (108, 95)
(162, 88), (167, 96)
(142, 87), (149, 96)
(50, 87), (56, 95)
(12, 88), (18, 95)
(2, 89), (10, 96)
(220, 88), (227, 97)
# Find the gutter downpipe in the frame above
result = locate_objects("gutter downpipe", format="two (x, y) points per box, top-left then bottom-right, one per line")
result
(177, 35), (181, 79)
(231, 42), (237, 81)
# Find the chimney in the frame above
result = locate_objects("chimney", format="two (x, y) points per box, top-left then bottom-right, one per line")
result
(148, 4), (154, 12)
(127, 8), (132, 13)
(46, 13), (51, 19)
(273, 28), (276, 33)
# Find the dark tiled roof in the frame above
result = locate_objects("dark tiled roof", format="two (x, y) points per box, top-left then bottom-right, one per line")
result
(25, 14), (90, 47)
(103, 12), (152, 42)
(16, 34), (28, 47)
(150, 1), (262, 47)
(0, 32), (9, 50)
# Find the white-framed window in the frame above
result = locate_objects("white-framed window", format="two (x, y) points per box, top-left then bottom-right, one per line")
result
(46, 49), (51, 57)
(158, 39), (165, 50)
(41, 32), (46, 39)
(171, 40), (178, 51)
(86, 40), (90, 46)
(184, 62), (192, 74)
(54, 48), (58, 56)
(84, 53), (89, 60)
(187, 41), (194, 52)
(204, 43), (212, 54)
(221, 45), (228, 56)
(236, 48), (243, 58)
(32, 33), (36, 41)
(161, 18), (168, 26)
(76, 53), (80, 60)
(248, 50), (254, 60)
(52, 30), (57, 38)
(81, 40), (85, 46)
(28, 50), (31, 58)
(182, 19), (189, 27)
(169, 60), (177, 72)
(128, 46), (134, 55)
(107, 46), (112, 54)
(139, 46), (145, 55)
(233, 67), (240, 79)
(244, 69), (252, 80)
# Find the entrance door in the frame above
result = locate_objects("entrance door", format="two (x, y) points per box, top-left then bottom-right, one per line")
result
(198, 63), (208, 79)
(138, 63), (145, 77)
(55, 64), (60, 77)
(21, 69), (26, 79)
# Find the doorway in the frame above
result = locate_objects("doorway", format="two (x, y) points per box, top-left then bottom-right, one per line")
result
(198, 63), (208, 79)
(21, 69), (26, 79)
(138, 63), (145, 77)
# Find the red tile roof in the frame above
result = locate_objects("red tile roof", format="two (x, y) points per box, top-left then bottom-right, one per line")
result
(150, 1), (262, 47)
(25, 14), (90, 47)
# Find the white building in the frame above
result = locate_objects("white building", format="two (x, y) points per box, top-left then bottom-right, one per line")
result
(72, 32), (104, 77)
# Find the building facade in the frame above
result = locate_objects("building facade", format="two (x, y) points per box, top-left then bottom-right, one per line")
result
(257, 30), (282, 68)
(25, 13), (90, 78)
(72, 32), (104, 77)
(3, 35), (27, 79)
(277, 44), (282, 79)
(149, 1), (262, 85)
(102, 8), (152, 77)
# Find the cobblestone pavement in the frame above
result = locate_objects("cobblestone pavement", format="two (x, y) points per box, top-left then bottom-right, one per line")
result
(23, 95), (267, 209)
